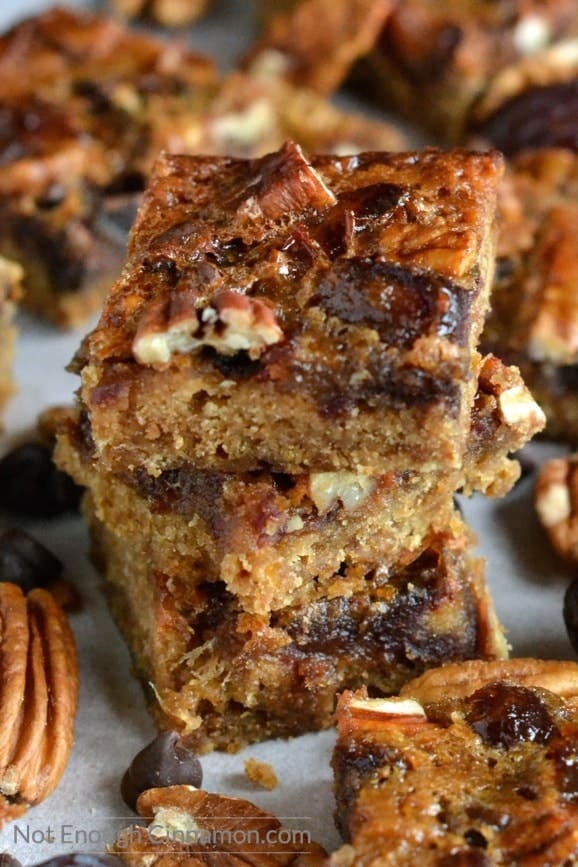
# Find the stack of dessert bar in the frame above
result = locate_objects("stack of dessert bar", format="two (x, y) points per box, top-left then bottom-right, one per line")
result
(56, 142), (545, 751)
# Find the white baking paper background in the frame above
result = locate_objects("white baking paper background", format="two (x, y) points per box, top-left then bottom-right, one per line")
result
(0, 0), (573, 861)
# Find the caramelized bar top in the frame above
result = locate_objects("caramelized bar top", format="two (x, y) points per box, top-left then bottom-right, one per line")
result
(83, 144), (502, 413)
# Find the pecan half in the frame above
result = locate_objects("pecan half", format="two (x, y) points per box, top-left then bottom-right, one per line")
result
(0, 583), (78, 826)
(399, 658), (578, 708)
(535, 455), (578, 562)
(113, 785), (327, 867)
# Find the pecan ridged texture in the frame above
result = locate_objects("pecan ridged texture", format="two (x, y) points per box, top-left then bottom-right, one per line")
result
(113, 784), (327, 867)
(0, 583), (78, 826)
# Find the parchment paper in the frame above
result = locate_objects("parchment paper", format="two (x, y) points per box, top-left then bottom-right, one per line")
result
(0, 1), (572, 860)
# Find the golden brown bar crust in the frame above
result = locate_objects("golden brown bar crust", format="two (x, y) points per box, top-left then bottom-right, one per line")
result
(333, 660), (578, 866)
(87, 504), (506, 752)
(78, 144), (503, 476)
(110, 0), (212, 28)
(248, 0), (391, 95)
(483, 148), (578, 441)
(371, 0), (578, 144)
(0, 257), (22, 426)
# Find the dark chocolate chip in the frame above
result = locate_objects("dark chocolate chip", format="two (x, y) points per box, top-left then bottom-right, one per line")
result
(0, 528), (63, 592)
(34, 857), (123, 867)
(564, 576), (578, 655)
(0, 443), (83, 518)
(465, 682), (558, 748)
(121, 731), (203, 812)
(0, 855), (22, 867)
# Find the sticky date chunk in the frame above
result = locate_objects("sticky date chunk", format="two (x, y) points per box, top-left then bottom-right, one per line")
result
(0, 442), (82, 518)
(564, 577), (578, 655)
(475, 81), (578, 156)
(316, 258), (471, 348)
(0, 528), (63, 593)
(465, 682), (558, 748)
(121, 731), (202, 811)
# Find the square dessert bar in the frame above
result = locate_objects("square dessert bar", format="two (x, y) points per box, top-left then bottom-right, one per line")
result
(372, 0), (578, 145)
(484, 148), (578, 441)
(0, 257), (22, 427)
(57, 357), (543, 613)
(78, 144), (503, 476)
(333, 659), (578, 866)
(87, 505), (507, 752)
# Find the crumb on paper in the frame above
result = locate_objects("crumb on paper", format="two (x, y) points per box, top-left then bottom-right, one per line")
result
(244, 757), (278, 790)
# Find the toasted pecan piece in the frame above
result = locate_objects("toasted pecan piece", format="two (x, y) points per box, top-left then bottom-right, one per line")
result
(113, 785), (326, 867)
(0, 583), (78, 826)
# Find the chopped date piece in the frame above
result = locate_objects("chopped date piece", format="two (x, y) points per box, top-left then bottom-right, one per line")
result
(121, 731), (203, 811)
(0, 528), (63, 593)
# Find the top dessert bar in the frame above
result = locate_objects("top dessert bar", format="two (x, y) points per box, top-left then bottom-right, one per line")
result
(77, 143), (503, 476)
(370, 0), (578, 145)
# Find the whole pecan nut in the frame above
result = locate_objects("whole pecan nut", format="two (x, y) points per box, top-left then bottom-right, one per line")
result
(113, 784), (327, 867)
(0, 583), (78, 826)
(399, 658), (578, 707)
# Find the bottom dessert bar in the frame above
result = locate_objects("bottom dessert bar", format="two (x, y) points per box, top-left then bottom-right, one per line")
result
(87, 501), (506, 752)
(332, 660), (578, 866)
(484, 148), (578, 442)
(0, 257), (21, 426)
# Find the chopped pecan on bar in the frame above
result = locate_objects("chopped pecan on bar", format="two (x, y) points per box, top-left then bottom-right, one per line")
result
(535, 455), (578, 563)
(464, 354), (545, 497)
(333, 659), (578, 866)
(113, 785), (327, 867)
(0, 583), (78, 827)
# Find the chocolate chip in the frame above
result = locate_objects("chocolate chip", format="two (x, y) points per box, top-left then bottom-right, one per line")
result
(465, 682), (558, 748)
(34, 857), (123, 867)
(121, 731), (203, 811)
(563, 577), (578, 654)
(0, 855), (23, 867)
(0, 528), (63, 593)
(0, 443), (82, 518)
